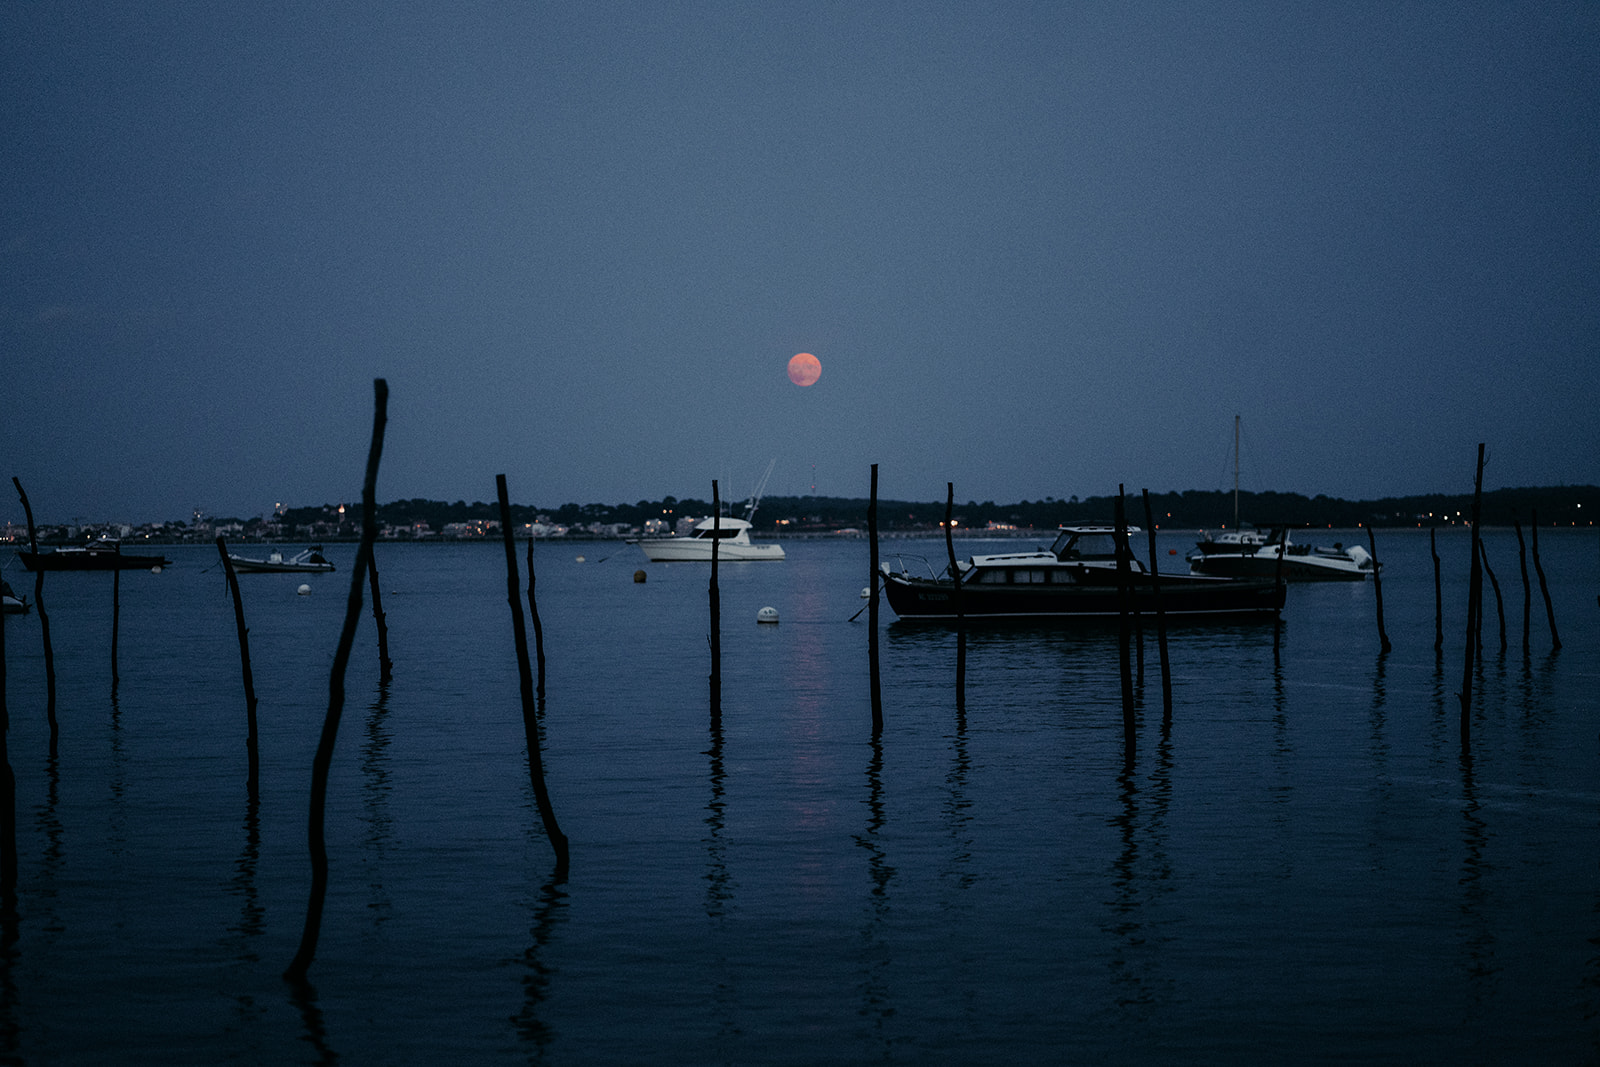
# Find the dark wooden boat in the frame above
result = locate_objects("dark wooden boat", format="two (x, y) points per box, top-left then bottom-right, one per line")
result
(880, 525), (1283, 621)
(16, 539), (172, 572)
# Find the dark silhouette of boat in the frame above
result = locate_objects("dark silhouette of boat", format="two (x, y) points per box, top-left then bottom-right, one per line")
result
(880, 525), (1283, 621)
(16, 538), (172, 571)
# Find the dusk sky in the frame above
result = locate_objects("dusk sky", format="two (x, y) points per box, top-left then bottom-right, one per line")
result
(4, 3), (1597, 525)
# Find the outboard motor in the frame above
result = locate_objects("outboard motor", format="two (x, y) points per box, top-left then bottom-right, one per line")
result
(1345, 544), (1372, 569)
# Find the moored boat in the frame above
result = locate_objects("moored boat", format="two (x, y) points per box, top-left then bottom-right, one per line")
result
(17, 538), (172, 572)
(2, 580), (27, 614)
(1187, 526), (1373, 581)
(633, 517), (786, 562)
(880, 525), (1283, 621)
(227, 546), (336, 573)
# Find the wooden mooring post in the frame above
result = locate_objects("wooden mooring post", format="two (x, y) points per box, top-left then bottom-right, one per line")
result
(709, 480), (721, 723)
(1479, 540), (1507, 653)
(1531, 508), (1561, 652)
(110, 545), (121, 687)
(525, 540), (546, 701)
(1140, 489), (1173, 721)
(1114, 487), (1135, 757)
(1458, 443), (1485, 742)
(944, 483), (966, 708)
(367, 548), (393, 684)
(1366, 525), (1391, 654)
(216, 537), (261, 791)
(868, 465), (882, 733)
(285, 378), (387, 985)
(11, 478), (57, 741)
(1514, 519), (1531, 657)
(0, 569), (14, 891)
(496, 474), (568, 871)
(1431, 529), (1443, 653)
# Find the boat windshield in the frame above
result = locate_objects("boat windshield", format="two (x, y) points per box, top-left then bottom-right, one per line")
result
(693, 526), (743, 539)
(1049, 531), (1122, 560)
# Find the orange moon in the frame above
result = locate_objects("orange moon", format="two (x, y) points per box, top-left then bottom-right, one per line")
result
(787, 352), (821, 387)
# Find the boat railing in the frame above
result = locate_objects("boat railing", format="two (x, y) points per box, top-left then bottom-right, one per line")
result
(883, 552), (954, 580)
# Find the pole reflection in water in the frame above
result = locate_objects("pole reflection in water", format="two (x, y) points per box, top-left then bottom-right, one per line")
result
(854, 729), (894, 1045)
(361, 683), (395, 928)
(287, 979), (338, 1066)
(513, 875), (568, 1055)
(1457, 748), (1496, 998)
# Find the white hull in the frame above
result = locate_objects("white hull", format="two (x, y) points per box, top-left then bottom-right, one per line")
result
(636, 539), (785, 562)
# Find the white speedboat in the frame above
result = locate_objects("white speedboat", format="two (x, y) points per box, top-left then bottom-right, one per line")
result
(634, 516), (786, 562)
(1188, 527), (1373, 581)
(227, 546), (336, 573)
(632, 459), (786, 562)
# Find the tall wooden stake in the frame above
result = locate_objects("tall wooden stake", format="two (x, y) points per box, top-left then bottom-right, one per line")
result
(1431, 528), (1443, 653)
(0, 563), (13, 890)
(1141, 489), (1172, 720)
(868, 465), (882, 733)
(709, 481), (721, 723)
(110, 544), (121, 686)
(367, 548), (394, 683)
(1530, 509), (1561, 652)
(1514, 519), (1531, 657)
(1366, 525), (1391, 654)
(1479, 540), (1506, 653)
(217, 537), (261, 792)
(943, 483), (965, 707)
(1458, 443), (1484, 742)
(497, 474), (568, 869)
(12, 479), (56, 743)
(1114, 487), (1135, 756)
(285, 378), (387, 984)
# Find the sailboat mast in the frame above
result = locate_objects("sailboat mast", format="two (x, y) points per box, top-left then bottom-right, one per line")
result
(1232, 414), (1240, 530)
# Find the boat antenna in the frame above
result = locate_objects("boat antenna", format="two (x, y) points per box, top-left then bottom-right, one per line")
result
(744, 457), (777, 523)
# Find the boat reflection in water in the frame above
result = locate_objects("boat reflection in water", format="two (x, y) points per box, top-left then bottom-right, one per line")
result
(880, 526), (1283, 622)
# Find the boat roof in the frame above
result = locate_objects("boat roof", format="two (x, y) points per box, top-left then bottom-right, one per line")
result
(1053, 524), (1142, 535)
(691, 516), (753, 530)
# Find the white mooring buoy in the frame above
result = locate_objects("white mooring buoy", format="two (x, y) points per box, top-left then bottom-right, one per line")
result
(757, 606), (779, 624)
(297, 584), (312, 596)
(860, 586), (870, 598)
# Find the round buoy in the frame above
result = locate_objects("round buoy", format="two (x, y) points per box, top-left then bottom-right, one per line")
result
(297, 584), (312, 596)
(1168, 549), (1177, 555)
(634, 569), (647, 583)
(860, 587), (870, 598)
(575, 555), (586, 563)
(151, 566), (162, 574)
(757, 606), (779, 624)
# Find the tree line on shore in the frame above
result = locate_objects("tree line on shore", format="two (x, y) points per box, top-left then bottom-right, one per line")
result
(276, 484), (1597, 536)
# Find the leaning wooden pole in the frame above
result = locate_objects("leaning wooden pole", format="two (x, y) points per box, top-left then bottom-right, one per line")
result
(216, 537), (261, 792)
(943, 483), (966, 706)
(1479, 540), (1507, 653)
(1514, 519), (1531, 657)
(11, 479), (56, 741)
(1366, 525), (1391, 654)
(110, 544), (121, 687)
(367, 548), (394, 684)
(1458, 443), (1484, 742)
(1114, 487), (1135, 755)
(496, 474), (568, 869)
(1431, 528), (1444, 653)
(868, 465), (882, 733)
(709, 481), (721, 723)
(0, 569), (14, 891)
(1530, 509), (1561, 652)
(1141, 489), (1173, 721)
(284, 378), (387, 985)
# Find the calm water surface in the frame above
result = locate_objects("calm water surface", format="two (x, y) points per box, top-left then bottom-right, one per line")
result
(0, 527), (1597, 1063)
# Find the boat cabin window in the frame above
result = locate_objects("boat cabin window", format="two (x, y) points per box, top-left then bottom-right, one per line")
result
(693, 526), (742, 539)
(973, 568), (1053, 584)
(1051, 532), (1121, 559)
